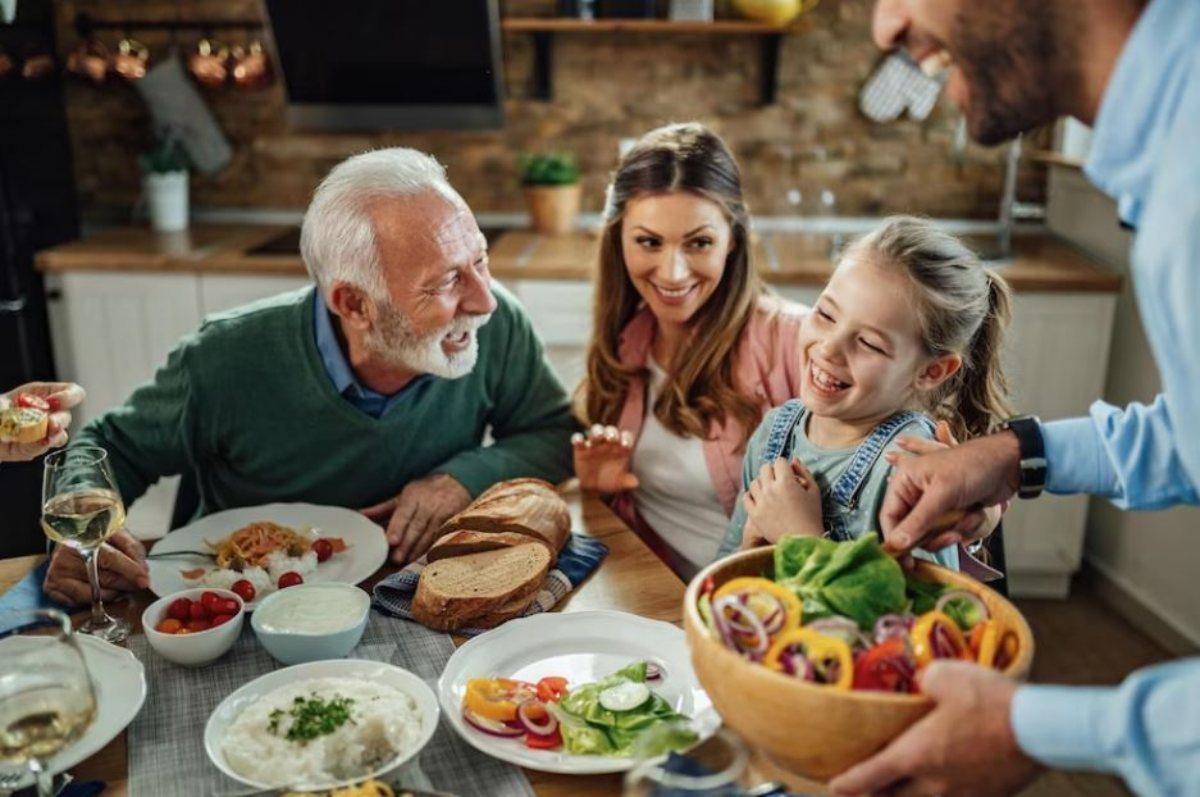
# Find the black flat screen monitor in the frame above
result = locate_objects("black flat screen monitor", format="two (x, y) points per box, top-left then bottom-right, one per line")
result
(264, 0), (504, 130)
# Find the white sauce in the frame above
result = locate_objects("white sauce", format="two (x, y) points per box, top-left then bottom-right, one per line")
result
(255, 584), (368, 635)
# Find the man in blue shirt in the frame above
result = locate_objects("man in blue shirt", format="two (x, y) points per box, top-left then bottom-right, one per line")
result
(830, 1), (1200, 795)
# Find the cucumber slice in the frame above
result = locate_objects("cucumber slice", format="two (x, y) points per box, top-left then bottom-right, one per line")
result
(598, 680), (651, 712)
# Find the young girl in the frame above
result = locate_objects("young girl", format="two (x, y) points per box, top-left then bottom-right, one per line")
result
(719, 216), (1011, 571)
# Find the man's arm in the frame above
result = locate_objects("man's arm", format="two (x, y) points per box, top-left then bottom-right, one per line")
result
(1012, 658), (1200, 796)
(73, 337), (200, 507)
(433, 295), (577, 496)
(1041, 397), (1200, 509)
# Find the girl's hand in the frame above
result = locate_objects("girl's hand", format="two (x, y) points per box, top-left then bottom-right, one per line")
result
(572, 424), (640, 494)
(742, 457), (824, 543)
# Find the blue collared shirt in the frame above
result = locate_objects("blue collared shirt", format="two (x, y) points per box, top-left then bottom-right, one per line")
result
(312, 293), (426, 418)
(1013, 1), (1200, 793)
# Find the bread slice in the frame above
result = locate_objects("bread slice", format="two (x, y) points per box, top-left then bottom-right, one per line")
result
(440, 479), (570, 554)
(415, 588), (539, 632)
(411, 543), (551, 631)
(427, 530), (554, 565)
(0, 407), (47, 444)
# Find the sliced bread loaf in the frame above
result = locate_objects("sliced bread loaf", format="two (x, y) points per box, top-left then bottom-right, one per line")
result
(440, 478), (570, 554)
(427, 530), (554, 565)
(411, 542), (550, 630)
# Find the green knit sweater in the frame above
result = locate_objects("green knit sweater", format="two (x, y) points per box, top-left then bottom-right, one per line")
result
(76, 285), (576, 520)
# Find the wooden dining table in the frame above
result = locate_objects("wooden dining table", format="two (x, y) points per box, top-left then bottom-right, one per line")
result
(0, 487), (718, 797)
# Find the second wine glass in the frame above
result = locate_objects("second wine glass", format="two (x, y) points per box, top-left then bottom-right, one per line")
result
(41, 446), (130, 643)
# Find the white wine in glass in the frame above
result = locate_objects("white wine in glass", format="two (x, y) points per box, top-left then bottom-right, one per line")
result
(0, 609), (97, 797)
(41, 447), (130, 642)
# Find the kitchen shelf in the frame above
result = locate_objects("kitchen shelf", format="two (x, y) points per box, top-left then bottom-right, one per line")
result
(501, 17), (804, 104)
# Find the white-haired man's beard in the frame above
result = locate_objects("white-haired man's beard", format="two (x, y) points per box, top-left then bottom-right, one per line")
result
(366, 301), (492, 380)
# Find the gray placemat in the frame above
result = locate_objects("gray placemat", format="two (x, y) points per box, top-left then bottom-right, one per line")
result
(127, 610), (536, 797)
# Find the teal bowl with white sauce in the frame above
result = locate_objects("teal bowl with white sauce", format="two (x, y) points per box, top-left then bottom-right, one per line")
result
(250, 582), (371, 665)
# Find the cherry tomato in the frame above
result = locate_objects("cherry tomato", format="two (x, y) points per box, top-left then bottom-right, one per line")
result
(313, 539), (334, 563)
(523, 729), (562, 750)
(231, 579), (256, 603)
(852, 638), (916, 693)
(211, 613), (234, 627)
(15, 393), (49, 412)
(189, 601), (211, 622)
(536, 676), (569, 703)
(187, 619), (211, 633)
(218, 598), (239, 615)
(168, 597), (192, 621)
(277, 571), (303, 589)
(201, 591), (223, 611)
(156, 618), (183, 634)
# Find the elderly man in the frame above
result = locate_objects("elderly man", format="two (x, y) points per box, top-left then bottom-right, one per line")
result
(828, 1), (1200, 796)
(43, 148), (576, 606)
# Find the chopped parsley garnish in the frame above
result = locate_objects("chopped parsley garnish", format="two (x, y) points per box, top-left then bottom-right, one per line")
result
(267, 693), (356, 744)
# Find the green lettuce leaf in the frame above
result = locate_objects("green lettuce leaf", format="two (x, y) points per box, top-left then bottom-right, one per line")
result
(551, 663), (691, 757)
(940, 595), (985, 630)
(774, 535), (907, 629)
(905, 576), (946, 616)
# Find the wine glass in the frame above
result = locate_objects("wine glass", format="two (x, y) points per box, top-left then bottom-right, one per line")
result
(623, 729), (749, 796)
(41, 446), (130, 642)
(0, 609), (97, 797)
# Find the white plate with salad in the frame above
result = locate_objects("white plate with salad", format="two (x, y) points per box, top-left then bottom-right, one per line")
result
(438, 610), (720, 775)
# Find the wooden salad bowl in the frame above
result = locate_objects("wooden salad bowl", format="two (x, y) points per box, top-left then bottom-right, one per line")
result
(683, 546), (1034, 782)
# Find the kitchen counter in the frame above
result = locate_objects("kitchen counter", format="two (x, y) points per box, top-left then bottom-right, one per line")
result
(36, 224), (1122, 293)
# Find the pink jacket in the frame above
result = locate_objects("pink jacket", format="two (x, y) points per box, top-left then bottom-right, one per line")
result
(608, 295), (808, 530)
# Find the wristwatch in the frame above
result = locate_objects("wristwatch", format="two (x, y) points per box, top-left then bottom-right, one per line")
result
(1001, 415), (1046, 499)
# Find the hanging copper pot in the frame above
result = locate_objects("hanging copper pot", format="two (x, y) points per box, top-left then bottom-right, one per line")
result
(66, 38), (111, 84)
(231, 40), (271, 90)
(20, 52), (56, 81)
(188, 38), (229, 88)
(112, 38), (150, 81)
(0, 47), (15, 80)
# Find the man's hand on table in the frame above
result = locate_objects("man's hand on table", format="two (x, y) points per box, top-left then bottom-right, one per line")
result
(43, 529), (149, 607)
(361, 473), (472, 564)
(829, 661), (1042, 797)
(880, 430), (1022, 557)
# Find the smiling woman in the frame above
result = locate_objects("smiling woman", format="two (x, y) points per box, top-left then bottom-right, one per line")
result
(572, 123), (807, 578)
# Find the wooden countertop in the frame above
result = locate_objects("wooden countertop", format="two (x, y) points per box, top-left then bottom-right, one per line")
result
(0, 488), (700, 797)
(36, 224), (1122, 292)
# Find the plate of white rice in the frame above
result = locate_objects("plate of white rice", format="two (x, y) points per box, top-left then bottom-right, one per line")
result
(205, 659), (439, 790)
(147, 503), (389, 609)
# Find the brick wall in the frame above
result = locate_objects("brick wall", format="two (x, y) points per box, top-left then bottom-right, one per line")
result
(55, 0), (1045, 219)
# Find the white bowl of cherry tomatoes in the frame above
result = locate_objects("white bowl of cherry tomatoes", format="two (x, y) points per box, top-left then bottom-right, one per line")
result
(142, 587), (245, 667)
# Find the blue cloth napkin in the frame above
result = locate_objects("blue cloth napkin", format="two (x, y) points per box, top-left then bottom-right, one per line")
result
(372, 532), (608, 636)
(0, 560), (69, 634)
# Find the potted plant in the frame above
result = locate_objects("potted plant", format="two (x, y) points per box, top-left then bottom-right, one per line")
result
(139, 137), (190, 233)
(520, 152), (582, 236)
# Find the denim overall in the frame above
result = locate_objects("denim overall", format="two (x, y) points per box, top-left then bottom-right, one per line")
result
(760, 399), (935, 540)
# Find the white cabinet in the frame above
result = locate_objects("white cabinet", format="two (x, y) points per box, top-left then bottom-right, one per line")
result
(198, 274), (312, 315)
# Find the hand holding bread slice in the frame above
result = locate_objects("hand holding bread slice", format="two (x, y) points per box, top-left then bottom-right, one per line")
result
(411, 478), (572, 632)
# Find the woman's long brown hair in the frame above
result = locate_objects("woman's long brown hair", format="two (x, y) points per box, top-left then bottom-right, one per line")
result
(575, 123), (766, 447)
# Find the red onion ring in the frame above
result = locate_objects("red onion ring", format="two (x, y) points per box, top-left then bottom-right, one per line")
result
(809, 617), (871, 649)
(873, 614), (914, 645)
(935, 589), (989, 623)
(463, 708), (524, 737)
(516, 700), (558, 736)
(644, 662), (664, 681)
(713, 596), (769, 658)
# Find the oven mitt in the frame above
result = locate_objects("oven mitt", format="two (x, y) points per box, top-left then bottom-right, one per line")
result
(134, 55), (232, 176)
(859, 51), (944, 123)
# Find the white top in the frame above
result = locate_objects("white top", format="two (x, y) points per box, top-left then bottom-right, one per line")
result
(630, 359), (730, 573)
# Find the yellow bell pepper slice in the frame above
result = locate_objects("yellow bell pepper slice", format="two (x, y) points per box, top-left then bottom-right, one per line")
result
(764, 628), (853, 690)
(969, 620), (1001, 668)
(463, 678), (534, 722)
(712, 577), (802, 635)
(911, 611), (970, 668)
